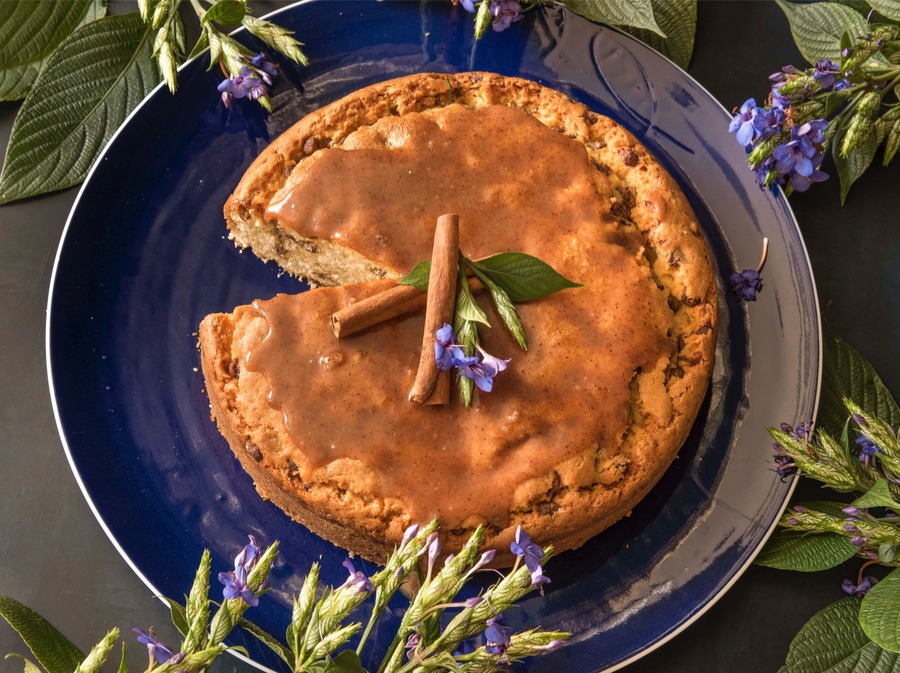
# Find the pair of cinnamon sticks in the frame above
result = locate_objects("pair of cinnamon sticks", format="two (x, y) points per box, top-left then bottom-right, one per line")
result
(330, 214), (462, 406)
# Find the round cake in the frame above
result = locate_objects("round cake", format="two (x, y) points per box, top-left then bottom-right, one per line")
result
(199, 72), (718, 564)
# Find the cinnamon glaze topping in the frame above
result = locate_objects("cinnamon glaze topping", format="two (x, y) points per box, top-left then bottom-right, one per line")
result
(246, 105), (675, 527)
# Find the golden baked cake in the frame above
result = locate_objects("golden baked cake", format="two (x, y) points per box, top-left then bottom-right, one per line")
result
(200, 72), (718, 564)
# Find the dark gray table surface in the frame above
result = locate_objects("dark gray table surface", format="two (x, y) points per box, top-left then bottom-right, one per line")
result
(1, 2), (897, 672)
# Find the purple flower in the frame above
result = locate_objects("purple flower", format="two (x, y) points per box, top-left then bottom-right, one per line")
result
(511, 526), (550, 591)
(132, 628), (175, 665)
(812, 59), (841, 89)
(250, 53), (278, 85)
(218, 535), (262, 606)
(755, 106), (786, 139)
(770, 120), (829, 192)
(490, 0), (523, 31)
(842, 576), (878, 597)
(433, 324), (510, 393)
(730, 269), (762, 301)
(773, 453), (797, 480)
(484, 614), (511, 655)
(405, 633), (421, 661)
(856, 435), (882, 467)
(341, 558), (374, 593)
(729, 98), (765, 147)
(218, 66), (267, 108)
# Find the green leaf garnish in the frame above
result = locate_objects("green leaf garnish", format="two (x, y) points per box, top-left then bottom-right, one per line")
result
(560, 0), (666, 38)
(775, 0), (870, 64)
(622, 0), (696, 70)
(467, 260), (528, 349)
(469, 252), (582, 302)
(455, 259), (490, 327)
(201, 0), (247, 27)
(397, 259), (432, 291)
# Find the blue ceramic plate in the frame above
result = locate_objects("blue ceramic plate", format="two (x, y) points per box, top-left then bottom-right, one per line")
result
(47, 2), (820, 672)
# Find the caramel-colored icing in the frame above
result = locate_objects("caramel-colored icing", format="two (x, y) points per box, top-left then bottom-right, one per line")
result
(246, 105), (675, 527)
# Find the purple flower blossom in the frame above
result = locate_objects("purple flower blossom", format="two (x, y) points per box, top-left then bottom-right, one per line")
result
(341, 558), (374, 593)
(770, 120), (829, 192)
(842, 506), (859, 517)
(433, 324), (509, 393)
(755, 106), (786, 139)
(511, 526), (551, 591)
(730, 269), (762, 301)
(459, 0), (524, 32)
(490, 0), (523, 31)
(484, 614), (511, 655)
(399, 523), (419, 551)
(773, 453), (797, 480)
(218, 535), (262, 606)
(132, 628), (176, 665)
(405, 633), (421, 661)
(250, 53), (278, 85)
(856, 435), (882, 467)
(218, 66), (267, 108)
(812, 59), (841, 90)
(842, 576), (878, 597)
(729, 98), (765, 147)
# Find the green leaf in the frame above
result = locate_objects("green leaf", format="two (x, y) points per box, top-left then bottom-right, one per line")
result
(471, 252), (582, 303)
(456, 261), (490, 327)
(868, 0), (900, 20)
(0, 595), (86, 673)
(561, 0), (665, 37)
(0, 0), (106, 102)
(622, 0), (697, 69)
(884, 119), (900, 166)
(324, 650), (366, 673)
(397, 259), (431, 291)
(4, 653), (46, 673)
(116, 643), (127, 673)
(201, 0), (247, 27)
(819, 334), (900, 438)
(159, 598), (189, 638)
(779, 597), (900, 673)
(0, 13), (160, 204)
(236, 619), (292, 665)
(861, 567), (900, 653)
(756, 531), (858, 571)
(853, 479), (900, 510)
(467, 262), (527, 349)
(775, 0), (870, 63)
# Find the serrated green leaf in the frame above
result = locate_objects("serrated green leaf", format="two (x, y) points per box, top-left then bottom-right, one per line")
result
(622, 0), (696, 69)
(775, 0), (870, 64)
(201, 0), (247, 27)
(471, 252), (582, 302)
(879, 544), (899, 564)
(819, 334), (900, 438)
(861, 567), (900, 653)
(0, 13), (160, 204)
(756, 531), (858, 571)
(779, 597), (900, 673)
(324, 650), (366, 673)
(456, 260), (490, 326)
(0, 595), (86, 673)
(0, 0), (106, 102)
(397, 259), (431, 291)
(561, 0), (665, 36)
(868, 0), (900, 20)
(853, 479), (900, 509)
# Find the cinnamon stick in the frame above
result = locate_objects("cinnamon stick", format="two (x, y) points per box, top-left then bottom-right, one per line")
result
(331, 276), (482, 339)
(408, 214), (460, 404)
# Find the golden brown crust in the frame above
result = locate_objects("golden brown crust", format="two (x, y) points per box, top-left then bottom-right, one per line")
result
(206, 72), (718, 565)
